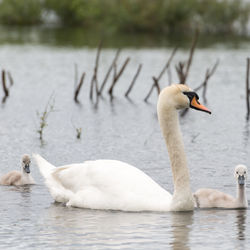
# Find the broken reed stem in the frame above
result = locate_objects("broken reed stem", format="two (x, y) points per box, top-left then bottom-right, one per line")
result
(183, 30), (199, 84)
(175, 30), (199, 84)
(125, 64), (142, 97)
(144, 83), (155, 102)
(194, 59), (219, 88)
(246, 58), (250, 119)
(74, 72), (85, 103)
(202, 60), (219, 102)
(98, 49), (121, 96)
(114, 57), (130, 83)
(158, 47), (177, 81)
(153, 77), (161, 94)
(143, 77), (161, 102)
(144, 48), (177, 102)
(202, 73), (208, 102)
(175, 62), (186, 83)
(2, 70), (8, 96)
(108, 57), (130, 98)
(2, 70), (9, 103)
(7, 71), (14, 86)
(181, 59), (219, 117)
(90, 41), (102, 100)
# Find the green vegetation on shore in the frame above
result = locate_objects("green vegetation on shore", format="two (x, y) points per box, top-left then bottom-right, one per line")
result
(0, 0), (249, 35)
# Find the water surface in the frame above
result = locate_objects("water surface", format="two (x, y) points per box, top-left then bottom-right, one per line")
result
(0, 45), (249, 249)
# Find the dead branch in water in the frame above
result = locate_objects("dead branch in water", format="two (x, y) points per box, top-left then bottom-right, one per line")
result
(158, 47), (178, 82)
(7, 71), (14, 86)
(144, 47), (177, 102)
(176, 30), (199, 84)
(98, 49), (121, 96)
(74, 72), (86, 103)
(175, 62), (185, 84)
(2, 70), (9, 103)
(125, 64), (142, 98)
(194, 59), (220, 102)
(90, 41), (102, 100)
(181, 59), (219, 117)
(108, 57), (130, 98)
(246, 58), (250, 119)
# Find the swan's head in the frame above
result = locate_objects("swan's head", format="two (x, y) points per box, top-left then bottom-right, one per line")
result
(21, 154), (31, 174)
(158, 84), (211, 114)
(235, 164), (247, 186)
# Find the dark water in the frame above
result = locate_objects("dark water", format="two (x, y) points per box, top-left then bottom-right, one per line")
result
(0, 25), (249, 48)
(0, 44), (250, 249)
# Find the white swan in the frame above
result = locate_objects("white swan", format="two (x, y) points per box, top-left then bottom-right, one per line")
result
(193, 165), (248, 209)
(0, 154), (35, 186)
(34, 84), (211, 212)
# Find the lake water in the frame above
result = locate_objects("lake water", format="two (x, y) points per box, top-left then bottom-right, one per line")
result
(0, 41), (250, 249)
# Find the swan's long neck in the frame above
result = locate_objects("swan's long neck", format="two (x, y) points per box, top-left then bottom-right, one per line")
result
(21, 166), (31, 180)
(236, 184), (248, 208)
(158, 106), (194, 211)
(21, 166), (27, 175)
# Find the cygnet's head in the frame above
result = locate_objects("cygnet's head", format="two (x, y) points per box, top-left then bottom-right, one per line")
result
(235, 164), (247, 186)
(21, 154), (31, 174)
(158, 84), (211, 114)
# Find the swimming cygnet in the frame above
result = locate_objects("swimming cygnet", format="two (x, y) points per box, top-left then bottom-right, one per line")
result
(0, 154), (35, 186)
(193, 165), (248, 209)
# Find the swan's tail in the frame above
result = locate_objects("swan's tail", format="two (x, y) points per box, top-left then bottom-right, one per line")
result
(33, 153), (72, 203)
(33, 154), (55, 178)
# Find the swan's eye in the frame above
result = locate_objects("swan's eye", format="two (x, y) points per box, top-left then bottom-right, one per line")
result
(183, 91), (200, 102)
(236, 171), (238, 174)
(244, 171), (246, 174)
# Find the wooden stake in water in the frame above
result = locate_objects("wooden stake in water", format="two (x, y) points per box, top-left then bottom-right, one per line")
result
(90, 41), (102, 100)
(125, 64), (142, 98)
(108, 57), (130, 99)
(144, 47), (177, 102)
(2, 70), (9, 103)
(246, 58), (250, 119)
(74, 72), (85, 103)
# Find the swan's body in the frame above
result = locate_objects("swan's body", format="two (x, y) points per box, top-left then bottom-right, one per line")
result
(0, 155), (35, 186)
(34, 156), (172, 211)
(34, 84), (211, 211)
(194, 165), (248, 209)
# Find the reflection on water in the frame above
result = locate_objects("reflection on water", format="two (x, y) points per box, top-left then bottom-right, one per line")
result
(243, 120), (249, 149)
(170, 212), (193, 250)
(236, 209), (246, 241)
(0, 185), (250, 249)
(43, 204), (173, 249)
(42, 204), (195, 249)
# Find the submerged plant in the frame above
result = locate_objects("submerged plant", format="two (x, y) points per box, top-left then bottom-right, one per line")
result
(36, 97), (55, 142)
(76, 127), (82, 139)
(71, 118), (82, 139)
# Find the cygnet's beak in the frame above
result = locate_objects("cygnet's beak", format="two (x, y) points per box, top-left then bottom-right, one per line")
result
(24, 164), (30, 174)
(238, 175), (245, 186)
(190, 96), (211, 114)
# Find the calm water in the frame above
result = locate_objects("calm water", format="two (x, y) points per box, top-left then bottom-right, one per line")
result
(0, 44), (250, 249)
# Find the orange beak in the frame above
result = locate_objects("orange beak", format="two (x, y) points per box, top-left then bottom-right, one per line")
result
(190, 96), (211, 114)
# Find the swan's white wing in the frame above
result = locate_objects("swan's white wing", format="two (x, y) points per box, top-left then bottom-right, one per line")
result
(43, 159), (172, 211)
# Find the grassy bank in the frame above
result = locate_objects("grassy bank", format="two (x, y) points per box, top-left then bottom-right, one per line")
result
(0, 0), (249, 35)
